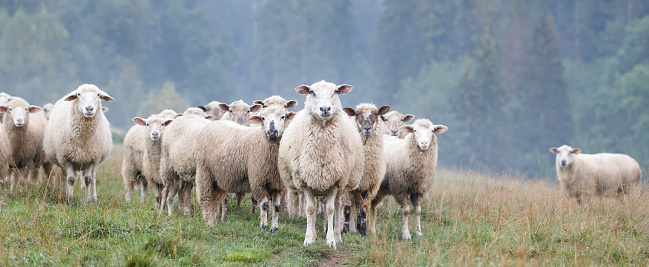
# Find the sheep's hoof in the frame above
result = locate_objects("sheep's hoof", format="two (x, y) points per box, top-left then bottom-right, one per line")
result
(270, 227), (278, 233)
(402, 232), (412, 240)
(303, 238), (315, 246)
(260, 225), (268, 231)
(415, 230), (423, 237)
(326, 239), (337, 250)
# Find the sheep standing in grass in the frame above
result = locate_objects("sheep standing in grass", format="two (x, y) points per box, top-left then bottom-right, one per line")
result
(196, 105), (295, 230)
(0, 97), (49, 191)
(159, 108), (215, 216)
(371, 119), (447, 239)
(381, 111), (414, 138)
(278, 80), (364, 249)
(549, 145), (642, 205)
(342, 103), (390, 236)
(43, 84), (114, 203)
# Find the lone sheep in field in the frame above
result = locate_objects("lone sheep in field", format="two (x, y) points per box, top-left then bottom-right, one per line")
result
(549, 145), (641, 205)
(342, 103), (390, 236)
(0, 97), (49, 191)
(278, 80), (364, 249)
(43, 84), (114, 203)
(381, 111), (414, 138)
(196, 105), (295, 230)
(372, 119), (447, 239)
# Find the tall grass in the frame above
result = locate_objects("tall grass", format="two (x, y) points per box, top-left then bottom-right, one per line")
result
(0, 145), (648, 265)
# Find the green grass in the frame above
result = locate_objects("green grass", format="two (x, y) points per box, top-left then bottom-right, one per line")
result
(1, 145), (648, 266)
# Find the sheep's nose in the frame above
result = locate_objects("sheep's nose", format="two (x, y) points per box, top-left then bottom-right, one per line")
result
(320, 106), (331, 113)
(152, 132), (159, 138)
(390, 130), (398, 136)
(421, 141), (429, 146)
(16, 119), (23, 123)
(561, 160), (567, 167)
(85, 106), (94, 113)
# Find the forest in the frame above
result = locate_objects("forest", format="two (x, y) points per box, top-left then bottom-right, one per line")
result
(0, 0), (648, 177)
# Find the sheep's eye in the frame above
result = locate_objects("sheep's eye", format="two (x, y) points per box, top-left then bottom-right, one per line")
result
(97, 93), (100, 97)
(413, 129), (417, 132)
(146, 123), (149, 126)
(262, 117), (265, 121)
(229, 110), (233, 113)
(311, 92), (316, 98)
(281, 116), (285, 120)
(247, 111), (250, 113)
(25, 108), (28, 111)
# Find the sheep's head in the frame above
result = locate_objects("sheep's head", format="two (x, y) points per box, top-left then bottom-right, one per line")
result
(42, 103), (54, 120)
(343, 104), (390, 136)
(0, 93), (12, 107)
(401, 119), (447, 151)
(219, 100), (261, 125)
(65, 84), (114, 118)
(549, 145), (580, 168)
(248, 105), (296, 141)
(158, 109), (178, 121)
(381, 111), (414, 137)
(133, 114), (173, 141)
(296, 80), (352, 121)
(203, 101), (226, 120)
(254, 96), (298, 110)
(0, 97), (41, 128)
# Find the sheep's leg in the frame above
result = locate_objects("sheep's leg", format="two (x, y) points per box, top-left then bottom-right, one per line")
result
(179, 182), (193, 217)
(396, 194), (411, 240)
(335, 195), (344, 242)
(81, 168), (93, 203)
(358, 200), (368, 237)
(368, 195), (385, 235)
(166, 182), (181, 216)
(159, 186), (169, 214)
(220, 195), (228, 221)
(270, 191), (281, 233)
(413, 193), (423, 237)
(326, 186), (339, 248)
(91, 167), (98, 203)
(139, 178), (148, 204)
(287, 191), (299, 217)
(43, 162), (53, 187)
(124, 173), (135, 203)
(349, 195), (359, 233)
(298, 193), (306, 218)
(198, 181), (216, 226)
(65, 164), (76, 198)
(30, 166), (40, 184)
(303, 188), (317, 246)
(259, 195), (269, 230)
(251, 195), (258, 213)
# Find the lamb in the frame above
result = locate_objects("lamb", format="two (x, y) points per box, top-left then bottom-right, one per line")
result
(0, 97), (49, 191)
(196, 105), (296, 231)
(278, 80), (364, 249)
(549, 145), (642, 205)
(0, 92), (12, 123)
(381, 111), (414, 138)
(342, 103), (391, 236)
(371, 119), (447, 239)
(43, 84), (114, 203)
(122, 109), (177, 203)
(159, 108), (215, 216)
(203, 101), (226, 120)
(219, 100), (261, 126)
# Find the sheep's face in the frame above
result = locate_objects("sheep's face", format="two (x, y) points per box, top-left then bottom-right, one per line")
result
(381, 111), (414, 137)
(344, 104), (390, 136)
(219, 100), (261, 125)
(65, 84), (114, 118)
(43, 103), (54, 120)
(254, 96), (298, 110)
(249, 106), (296, 141)
(204, 101), (225, 120)
(549, 145), (580, 168)
(0, 93), (12, 107)
(133, 115), (173, 141)
(401, 119), (447, 151)
(296, 81), (353, 121)
(0, 97), (41, 128)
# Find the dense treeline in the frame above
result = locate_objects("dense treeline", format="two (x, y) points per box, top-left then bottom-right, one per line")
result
(0, 0), (647, 177)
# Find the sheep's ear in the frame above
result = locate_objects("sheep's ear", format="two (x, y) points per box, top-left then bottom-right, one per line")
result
(99, 91), (115, 102)
(253, 100), (265, 107)
(218, 103), (230, 112)
(343, 108), (356, 117)
(132, 117), (147, 126)
(549, 147), (559, 154)
(573, 148), (581, 155)
(175, 114), (183, 118)
(378, 106), (391, 116)
(163, 119), (174, 126)
(335, 84), (353, 94)
(380, 115), (388, 121)
(205, 115), (217, 121)
(248, 115), (263, 124)
(400, 125), (414, 133)
(102, 107), (109, 113)
(197, 106), (208, 112)
(0, 106), (7, 113)
(28, 106), (42, 113)
(286, 112), (296, 121)
(295, 85), (311, 95)
(432, 125), (448, 134)
(403, 114), (415, 122)
(285, 100), (298, 109)
(65, 92), (78, 101)
(249, 104), (262, 113)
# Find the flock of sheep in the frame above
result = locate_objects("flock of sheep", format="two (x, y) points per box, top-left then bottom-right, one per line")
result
(0, 80), (643, 249)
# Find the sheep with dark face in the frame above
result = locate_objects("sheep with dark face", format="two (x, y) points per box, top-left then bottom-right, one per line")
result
(278, 80), (364, 249)
(549, 145), (641, 205)
(43, 84), (114, 203)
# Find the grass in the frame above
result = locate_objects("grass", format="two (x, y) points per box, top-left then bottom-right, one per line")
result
(0, 144), (648, 266)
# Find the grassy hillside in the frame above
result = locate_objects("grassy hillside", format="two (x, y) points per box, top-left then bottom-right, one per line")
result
(0, 145), (648, 266)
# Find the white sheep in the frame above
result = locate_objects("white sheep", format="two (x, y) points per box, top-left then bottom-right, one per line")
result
(0, 92), (12, 123)
(372, 119), (447, 239)
(203, 101), (226, 120)
(381, 111), (414, 138)
(219, 100), (261, 126)
(196, 105), (296, 230)
(342, 103), (390, 236)
(549, 145), (642, 205)
(42, 103), (55, 120)
(0, 127), (10, 185)
(159, 108), (215, 216)
(0, 97), (49, 191)
(43, 84), (114, 203)
(278, 80), (364, 249)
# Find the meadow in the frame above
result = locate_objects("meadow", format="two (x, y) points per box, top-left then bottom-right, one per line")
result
(0, 144), (648, 266)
